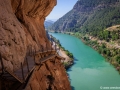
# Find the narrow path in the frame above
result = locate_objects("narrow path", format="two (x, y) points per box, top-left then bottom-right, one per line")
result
(0, 49), (64, 84)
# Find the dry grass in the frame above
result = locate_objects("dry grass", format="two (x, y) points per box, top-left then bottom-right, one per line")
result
(106, 25), (120, 31)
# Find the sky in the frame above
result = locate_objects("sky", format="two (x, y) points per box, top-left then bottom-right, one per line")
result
(46, 0), (78, 21)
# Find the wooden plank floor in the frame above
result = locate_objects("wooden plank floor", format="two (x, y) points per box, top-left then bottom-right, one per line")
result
(13, 56), (35, 82)
(1, 56), (35, 83)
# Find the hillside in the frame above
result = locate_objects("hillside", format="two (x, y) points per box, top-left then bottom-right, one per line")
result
(50, 0), (120, 34)
(80, 25), (120, 70)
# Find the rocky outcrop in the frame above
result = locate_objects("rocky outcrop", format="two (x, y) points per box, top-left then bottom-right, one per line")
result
(0, 0), (71, 90)
(25, 58), (71, 90)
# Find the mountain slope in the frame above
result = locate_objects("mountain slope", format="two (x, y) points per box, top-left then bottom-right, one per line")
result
(44, 20), (54, 29)
(50, 0), (120, 33)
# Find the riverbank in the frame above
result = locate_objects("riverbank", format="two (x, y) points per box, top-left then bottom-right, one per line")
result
(59, 49), (74, 69)
(82, 36), (120, 72)
(49, 34), (74, 69)
(63, 32), (120, 73)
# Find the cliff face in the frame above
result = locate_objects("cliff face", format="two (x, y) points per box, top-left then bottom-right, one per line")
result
(0, 0), (71, 90)
(25, 58), (71, 90)
(0, 0), (56, 71)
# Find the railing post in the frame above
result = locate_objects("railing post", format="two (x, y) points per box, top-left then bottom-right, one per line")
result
(29, 45), (32, 56)
(31, 46), (33, 56)
(33, 52), (36, 65)
(26, 57), (30, 73)
(28, 45), (31, 55)
(21, 62), (25, 81)
(34, 46), (36, 55)
(0, 53), (4, 74)
(33, 46), (36, 64)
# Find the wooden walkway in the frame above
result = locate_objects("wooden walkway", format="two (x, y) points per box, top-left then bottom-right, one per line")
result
(0, 49), (64, 84)
(0, 34), (65, 89)
(0, 54), (35, 83)
(37, 54), (65, 64)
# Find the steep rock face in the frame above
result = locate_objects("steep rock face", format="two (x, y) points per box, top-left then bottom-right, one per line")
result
(25, 58), (71, 90)
(0, 0), (56, 70)
(0, 0), (71, 89)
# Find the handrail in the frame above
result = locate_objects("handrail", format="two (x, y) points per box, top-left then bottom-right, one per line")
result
(35, 50), (56, 55)
(0, 46), (64, 84)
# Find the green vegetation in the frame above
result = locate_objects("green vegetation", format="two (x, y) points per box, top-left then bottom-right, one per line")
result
(65, 50), (73, 59)
(81, 7), (120, 33)
(51, 36), (74, 69)
(98, 30), (119, 41)
(68, 31), (120, 70)
(52, 37), (73, 59)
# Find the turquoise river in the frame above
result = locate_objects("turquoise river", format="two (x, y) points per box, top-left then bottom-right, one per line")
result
(50, 33), (120, 90)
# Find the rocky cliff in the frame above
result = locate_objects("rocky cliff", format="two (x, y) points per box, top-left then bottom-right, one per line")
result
(0, 0), (71, 90)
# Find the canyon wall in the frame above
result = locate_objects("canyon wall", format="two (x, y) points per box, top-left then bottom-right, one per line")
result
(0, 0), (71, 89)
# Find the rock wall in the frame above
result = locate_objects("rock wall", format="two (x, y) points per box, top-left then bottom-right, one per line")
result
(0, 0), (56, 70)
(25, 58), (71, 90)
(0, 0), (71, 89)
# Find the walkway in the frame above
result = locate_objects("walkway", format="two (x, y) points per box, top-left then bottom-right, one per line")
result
(0, 49), (64, 83)
(0, 35), (64, 89)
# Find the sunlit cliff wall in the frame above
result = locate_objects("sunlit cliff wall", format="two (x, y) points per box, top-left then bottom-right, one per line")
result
(0, 0), (71, 89)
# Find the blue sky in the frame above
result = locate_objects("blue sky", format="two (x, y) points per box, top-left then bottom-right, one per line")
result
(46, 0), (78, 21)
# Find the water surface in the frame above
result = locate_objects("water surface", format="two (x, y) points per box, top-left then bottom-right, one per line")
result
(50, 33), (120, 90)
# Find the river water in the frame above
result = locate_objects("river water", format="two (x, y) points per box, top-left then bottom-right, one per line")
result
(49, 33), (120, 90)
